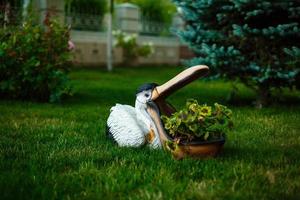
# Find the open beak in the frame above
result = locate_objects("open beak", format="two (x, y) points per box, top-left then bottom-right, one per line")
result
(151, 65), (209, 101)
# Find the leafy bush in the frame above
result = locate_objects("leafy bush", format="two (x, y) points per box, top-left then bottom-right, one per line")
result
(172, 0), (300, 107)
(161, 99), (233, 142)
(113, 30), (153, 64)
(0, 14), (73, 102)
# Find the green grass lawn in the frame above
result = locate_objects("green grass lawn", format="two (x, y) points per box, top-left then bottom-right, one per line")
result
(1, 67), (300, 199)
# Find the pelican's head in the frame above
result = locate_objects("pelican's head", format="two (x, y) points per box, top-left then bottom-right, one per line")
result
(136, 83), (158, 105)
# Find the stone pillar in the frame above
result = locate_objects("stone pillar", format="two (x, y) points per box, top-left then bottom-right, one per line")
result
(115, 3), (140, 34)
(172, 13), (184, 31)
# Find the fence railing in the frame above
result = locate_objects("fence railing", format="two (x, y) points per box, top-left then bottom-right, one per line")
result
(140, 18), (173, 37)
(1, 6), (177, 37)
(65, 13), (104, 31)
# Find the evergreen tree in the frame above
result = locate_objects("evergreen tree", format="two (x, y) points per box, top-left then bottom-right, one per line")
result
(172, 0), (300, 107)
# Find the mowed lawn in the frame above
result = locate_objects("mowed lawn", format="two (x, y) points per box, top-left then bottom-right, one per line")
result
(0, 66), (300, 199)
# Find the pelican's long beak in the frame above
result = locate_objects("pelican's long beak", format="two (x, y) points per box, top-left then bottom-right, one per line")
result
(151, 65), (209, 100)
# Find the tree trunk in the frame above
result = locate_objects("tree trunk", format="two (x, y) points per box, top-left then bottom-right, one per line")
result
(255, 85), (271, 108)
(226, 82), (239, 103)
(4, 2), (10, 29)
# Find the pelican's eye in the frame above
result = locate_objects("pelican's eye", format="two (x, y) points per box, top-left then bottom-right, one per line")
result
(145, 93), (150, 98)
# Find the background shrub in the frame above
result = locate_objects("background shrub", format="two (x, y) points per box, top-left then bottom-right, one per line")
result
(172, 0), (300, 107)
(113, 30), (153, 64)
(0, 14), (73, 103)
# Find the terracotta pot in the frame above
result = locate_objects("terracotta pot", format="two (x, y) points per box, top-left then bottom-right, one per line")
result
(166, 137), (225, 160)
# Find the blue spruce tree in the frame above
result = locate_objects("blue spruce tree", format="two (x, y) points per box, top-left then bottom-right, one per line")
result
(172, 0), (300, 107)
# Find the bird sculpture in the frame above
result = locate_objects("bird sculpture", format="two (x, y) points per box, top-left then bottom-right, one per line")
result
(107, 83), (162, 148)
(107, 65), (209, 149)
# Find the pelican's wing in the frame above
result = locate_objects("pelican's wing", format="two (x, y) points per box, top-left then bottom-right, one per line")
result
(107, 104), (146, 147)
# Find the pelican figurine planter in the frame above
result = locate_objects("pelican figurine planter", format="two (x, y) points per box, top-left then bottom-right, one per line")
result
(107, 65), (225, 158)
(107, 83), (162, 148)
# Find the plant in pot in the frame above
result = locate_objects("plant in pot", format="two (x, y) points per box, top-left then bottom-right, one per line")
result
(161, 99), (233, 159)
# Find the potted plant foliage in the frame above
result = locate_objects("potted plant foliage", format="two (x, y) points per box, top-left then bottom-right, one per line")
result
(161, 99), (233, 159)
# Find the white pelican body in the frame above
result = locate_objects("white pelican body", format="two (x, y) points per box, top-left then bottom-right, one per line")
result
(107, 66), (210, 149)
(107, 84), (162, 148)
